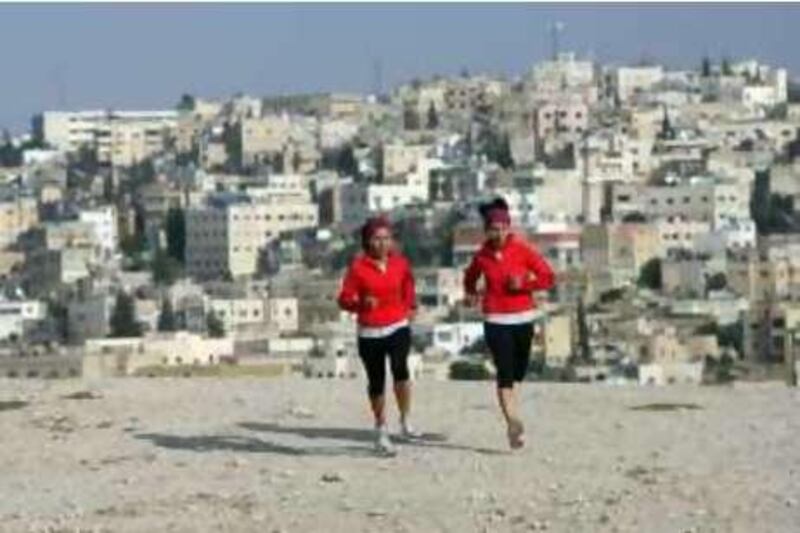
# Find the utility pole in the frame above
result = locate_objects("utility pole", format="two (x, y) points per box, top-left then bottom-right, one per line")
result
(787, 329), (798, 387)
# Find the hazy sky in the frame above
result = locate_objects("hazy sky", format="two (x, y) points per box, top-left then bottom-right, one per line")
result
(1, 3), (798, 132)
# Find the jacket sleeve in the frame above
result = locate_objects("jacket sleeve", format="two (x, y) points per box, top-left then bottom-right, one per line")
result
(337, 263), (362, 313)
(522, 243), (556, 292)
(463, 254), (482, 296)
(402, 259), (417, 311)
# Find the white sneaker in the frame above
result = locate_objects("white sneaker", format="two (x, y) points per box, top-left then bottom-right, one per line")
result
(400, 420), (422, 440)
(375, 426), (396, 456)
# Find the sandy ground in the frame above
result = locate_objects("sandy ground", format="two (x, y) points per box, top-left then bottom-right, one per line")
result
(1, 377), (799, 533)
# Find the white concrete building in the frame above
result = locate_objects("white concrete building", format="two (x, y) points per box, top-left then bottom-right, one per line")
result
(35, 110), (179, 166)
(432, 322), (484, 356)
(612, 65), (665, 102)
(79, 205), (119, 258)
(532, 52), (595, 90)
(0, 300), (46, 340)
(639, 362), (704, 386)
(185, 192), (318, 280)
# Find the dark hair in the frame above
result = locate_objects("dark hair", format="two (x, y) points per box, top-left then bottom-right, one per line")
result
(360, 215), (392, 251)
(478, 197), (510, 221)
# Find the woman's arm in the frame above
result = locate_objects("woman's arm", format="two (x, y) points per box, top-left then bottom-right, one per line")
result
(522, 244), (555, 291)
(463, 255), (482, 298)
(337, 264), (362, 313)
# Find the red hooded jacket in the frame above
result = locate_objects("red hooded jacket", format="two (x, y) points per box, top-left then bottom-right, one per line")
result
(337, 251), (416, 327)
(464, 233), (555, 315)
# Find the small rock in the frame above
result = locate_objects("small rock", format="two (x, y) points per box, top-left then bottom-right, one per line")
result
(288, 405), (315, 419)
(227, 458), (247, 469)
(62, 390), (103, 400)
(786, 498), (797, 508)
(367, 509), (388, 519)
(321, 472), (344, 483)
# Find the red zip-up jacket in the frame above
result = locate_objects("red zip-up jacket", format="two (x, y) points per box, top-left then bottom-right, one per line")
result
(464, 233), (555, 315)
(337, 251), (416, 327)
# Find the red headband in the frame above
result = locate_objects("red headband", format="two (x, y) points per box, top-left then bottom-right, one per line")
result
(361, 216), (392, 249)
(485, 207), (511, 227)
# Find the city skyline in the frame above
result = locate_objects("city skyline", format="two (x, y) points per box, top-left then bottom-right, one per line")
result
(1, 3), (798, 132)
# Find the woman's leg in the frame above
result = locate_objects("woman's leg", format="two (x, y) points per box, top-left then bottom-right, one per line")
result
(485, 323), (523, 448)
(387, 328), (416, 432)
(357, 336), (387, 427)
(513, 322), (535, 384)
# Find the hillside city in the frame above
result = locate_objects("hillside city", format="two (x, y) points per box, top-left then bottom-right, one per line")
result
(1, 52), (798, 386)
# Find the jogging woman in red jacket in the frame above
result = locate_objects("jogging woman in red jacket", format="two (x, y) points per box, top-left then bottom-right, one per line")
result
(464, 198), (555, 449)
(337, 215), (419, 455)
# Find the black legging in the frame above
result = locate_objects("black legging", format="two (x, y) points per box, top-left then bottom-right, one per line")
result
(484, 322), (534, 388)
(357, 327), (411, 398)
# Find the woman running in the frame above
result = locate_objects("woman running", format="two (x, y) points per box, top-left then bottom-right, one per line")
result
(464, 198), (555, 449)
(337, 215), (419, 455)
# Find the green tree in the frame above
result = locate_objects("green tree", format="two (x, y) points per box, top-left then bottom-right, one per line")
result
(576, 297), (591, 362)
(403, 105), (420, 131)
(701, 56), (712, 77)
(0, 130), (22, 167)
(109, 292), (142, 338)
(176, 93), (195, 112)
(207, 312), (226, 338)
(292, 150), (302, 173)
(706, 272), (727, 293)
(721, 57), (733, 76)
(152, 249), (182, 286)
(426, 102), (440, 130)
(223, 121), (242, 171)
(638, 258), (662, 290)
(271, 152), (284, 173)
(165, 207), (186, 264)
(157, 297), (177, 332)
(335, 144), (358, 177)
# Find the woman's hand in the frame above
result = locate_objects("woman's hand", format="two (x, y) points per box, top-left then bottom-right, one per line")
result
(362, 295), (379, 310)
(464, 293), (481, 308)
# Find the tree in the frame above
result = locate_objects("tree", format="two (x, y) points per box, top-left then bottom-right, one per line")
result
(701, 56), (712, 77)
(576, 297), (591, 362)
(0, 130), (22, 167)
(426, 102), (440, 130)
(403, 105), (420, 131)
(223, 121), (242, 171)
(706, 272), (727, 293)
(271, 152), (284, 173)
(176, 93), (195, 112)
(120, 207), (147, 261)
(165, 207), (186, 264)
(207, 312), (226, 338)
(157, 297), (177, 332)
(721, 57), (733, 76)
(109, 292), (142, 338)
(638, 258), (662, 290)
(335, 144), (358, 177)
(373, 144), (385, 183)
(292, 150), (302, 173)
(751, 169), (771, 233)
(152, 249), (182, 286)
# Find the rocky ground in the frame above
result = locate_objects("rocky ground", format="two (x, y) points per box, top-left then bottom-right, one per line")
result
(1, 378), (798, 532)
